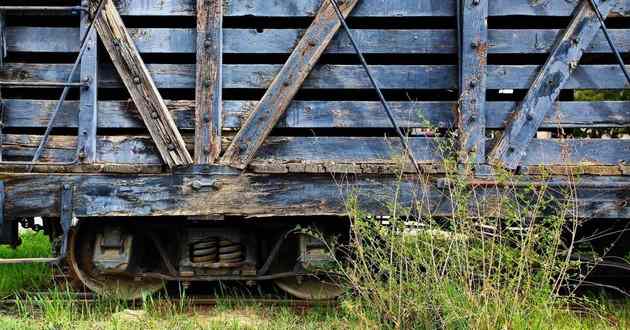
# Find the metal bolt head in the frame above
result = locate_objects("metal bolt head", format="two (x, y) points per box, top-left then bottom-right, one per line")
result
(151, 111), (159, 119)
(167, 144), (176, 151)
(204, 40), (212, 48)
(133, 76), (141, 84)
(191, 181), (202, 191)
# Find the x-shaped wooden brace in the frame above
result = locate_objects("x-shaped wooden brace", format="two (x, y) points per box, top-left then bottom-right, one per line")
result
(488, 0), (619, 169)
(221, 0), (360, 169)
(92, 0), (192, 168)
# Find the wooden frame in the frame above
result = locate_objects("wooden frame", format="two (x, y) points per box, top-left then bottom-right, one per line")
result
(488, 0), (618, 169)
(194, 0), (222, 164)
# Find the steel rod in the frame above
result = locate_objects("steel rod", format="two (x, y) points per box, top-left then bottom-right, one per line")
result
(0, 81), (88, 88)
(0, 6), (86, 12)
(29, 0), (105, 170)
(328, 0), (423, 175)
(587, 0), (630, 85)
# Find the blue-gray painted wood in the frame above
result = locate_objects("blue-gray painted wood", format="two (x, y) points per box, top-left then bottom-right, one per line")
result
(221, 0), (360, 169)
(9, 27), (630, 55)
(105, 0), (630, 17)
(2, 100), (630, 130)
(489, 0), (618, 169)
(2, 134), (628, 168)
(5, 63), (630, 90)
(0, 11), (5, 67)
(458, 0), (488, 164)
(77, 0), (98, 163)
(194, 0), (222, 164)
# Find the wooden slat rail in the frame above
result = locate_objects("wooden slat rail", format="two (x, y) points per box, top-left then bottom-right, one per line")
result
(93, 0), (192, 168)
(458, 0), (488, 165)
(488, 0), (618, 170)
(5, 63), (630, 90)
(0, 10), (5, 66)
(194, 0), (222, 164)
(3, 100), (630, 129)
(102, 0), (630, 17)
(9, 27), (630, 55)
(221, 0), (360, 169)
(76, 0), (98, 163)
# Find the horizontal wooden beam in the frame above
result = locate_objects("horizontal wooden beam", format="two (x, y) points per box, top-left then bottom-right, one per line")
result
(489, 0), (617, 169)
(221, 0), (360, 169)
(93, 0), (192, 168)
(4, 63), (630, 90)
(1, 172), (628, 219)
(3, 99), (630, 130)
(8, 27), (630, 55)
(2, 134), (628, 168)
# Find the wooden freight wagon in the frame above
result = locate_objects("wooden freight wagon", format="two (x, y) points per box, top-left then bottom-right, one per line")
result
(0, 0), (628, 299)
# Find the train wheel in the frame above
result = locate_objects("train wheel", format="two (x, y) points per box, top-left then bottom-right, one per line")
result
(274, 275), (344, 300)
(66, 226), (164, 300)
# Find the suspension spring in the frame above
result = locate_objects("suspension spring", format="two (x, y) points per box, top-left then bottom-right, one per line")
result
(218, 240), (243, 263)
(190, 237), (219, 263)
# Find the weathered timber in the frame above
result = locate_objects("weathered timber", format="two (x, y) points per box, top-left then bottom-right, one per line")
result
(221, 0), (359, 169)
(6, 63), (630, 90)
(0, 172), (627, 219)
(77, 0), (98, 163)
(3, 100), (630, 130)
(11, 27), (630, 55)
(2, 135), (628, 169)
(194, 0), (222, 163)
(93, 0), (192, 168)
(488, 0), (618, 170)
(0, 10), (5, 66)
(458, 0), (488, 164)
(106, 0), (630, 17)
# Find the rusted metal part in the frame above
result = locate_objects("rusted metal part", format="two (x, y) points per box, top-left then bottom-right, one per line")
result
(77, 0), (99, 164)
(0, 6), (87, 12)
(92, 227), (133, 274)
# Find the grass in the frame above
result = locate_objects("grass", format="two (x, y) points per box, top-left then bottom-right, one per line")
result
(0, 231), (52, 298)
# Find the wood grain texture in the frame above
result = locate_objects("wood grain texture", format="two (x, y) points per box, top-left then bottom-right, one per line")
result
(93, 0), (192, 168)
(488, 0), (617, 169)
(458, 0), (488, 164)
(0, 11), (5, 67)
(194, 0), (222, 164)
(221, 0), (360, 169)
(77, 0), (98, 163)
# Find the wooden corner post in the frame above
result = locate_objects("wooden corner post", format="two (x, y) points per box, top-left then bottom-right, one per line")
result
(457, 0), (488, 166)
(221, 0), (360, 170)
(195, 0), (223, 164)
(488, 0), (618, 169)
(77, 0), (99, 163)
(94, 0), (193, 168)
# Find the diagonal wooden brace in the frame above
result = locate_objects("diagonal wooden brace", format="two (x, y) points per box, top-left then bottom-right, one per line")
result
(488, 0), (618, 170)
(221, 0), (360, 170)
(93, 0), (192, 168)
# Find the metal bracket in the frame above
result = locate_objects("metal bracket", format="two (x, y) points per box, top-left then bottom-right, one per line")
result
(0, 181), (19, 247)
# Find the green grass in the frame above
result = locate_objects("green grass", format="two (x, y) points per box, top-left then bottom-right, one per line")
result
(0, 231), (52, 298)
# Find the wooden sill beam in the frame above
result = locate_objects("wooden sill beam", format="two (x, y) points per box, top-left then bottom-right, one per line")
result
(93, 0), (192, 168)
(221, 0), (360, 170)
(488, 0), (617, 169)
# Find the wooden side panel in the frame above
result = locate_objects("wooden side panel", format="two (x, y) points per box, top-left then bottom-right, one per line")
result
(488, 1), (617, 169)
(77, 0), (98, 163)
(0, 11), (5, 67)
(221, 0), (360, 169)
(458, 0), (488, 164)
(93, 0), (192, 168)
(195, 0), (222, 163)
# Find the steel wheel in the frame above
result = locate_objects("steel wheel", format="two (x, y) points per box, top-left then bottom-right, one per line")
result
(66, 226), (164, 300)
(274, 275), (344, 300)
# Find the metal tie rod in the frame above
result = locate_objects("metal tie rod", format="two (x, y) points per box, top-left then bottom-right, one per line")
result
(328, 0), (423, 175)
(29, 0), (106, 170)
(587, 0), (630, 85)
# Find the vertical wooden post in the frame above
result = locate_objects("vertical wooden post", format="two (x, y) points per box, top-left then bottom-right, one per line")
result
(0, 11), (5, 162)
(77, 0), (98, 163)
(457, 0), (488, 166)
(195, 0), (223, 163)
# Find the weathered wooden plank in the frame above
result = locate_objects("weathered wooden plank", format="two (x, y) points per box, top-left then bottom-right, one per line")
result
(458, 0), (488, 164)
(2, 134), (628, 168)
(489, 0), (618, 170)
(77, 0), (98, 163)
(93, 0), (192, 168)
(1, 172), (628, 219)
(10, 27), (630, 55)
(221, 0), (360, 169)
(107, 0), (630, 17)
(194, 0), (222, 164)
(4, 100), (630, 130)
(0, 11), (6, 66)
(5, 63), (630, 90)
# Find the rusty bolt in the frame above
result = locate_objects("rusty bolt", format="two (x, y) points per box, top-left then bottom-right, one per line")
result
(472, 0), (480, 5)
(151, 111), (159, 119)
(526, 113), (533, 121)
(191, 180), (203, 191)
(204, 40), (212, 48)
(78, 151), (87, 160)
(167, 144), (176, 151)
(308, 40), (316, 47)
(471, 41), (478, 49)
(133, 76), (141, 84)
(204, 80), (211, 87)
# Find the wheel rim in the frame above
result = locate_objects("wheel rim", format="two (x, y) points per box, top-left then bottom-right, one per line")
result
(274, 275), (344, 300)
(66, 226), (164, 300)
